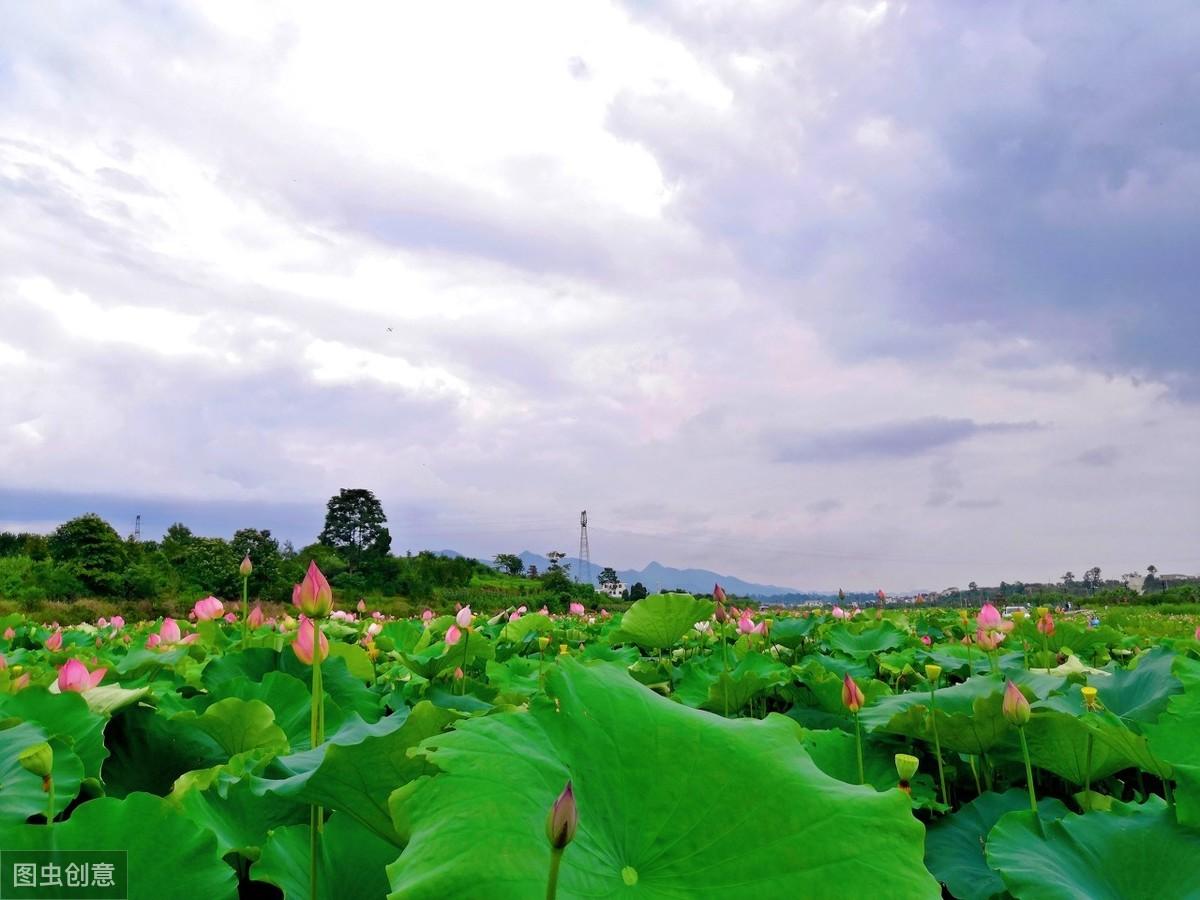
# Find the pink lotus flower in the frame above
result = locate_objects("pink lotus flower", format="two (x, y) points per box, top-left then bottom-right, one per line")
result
(445, 624), (462, 646)
(292, 616), (329, 666)
(921, 635), (932, 646)
(366, 621), (383, 638)
(193, 596), (225, 621)
(569, 602), (585, 616)
(0, 653), (6, 669)
(831, 606), (847, 620)
(977, 604), (1009, 630)
(357, 599), (367, 613)
(3, 627), (14, 640)
(149, 617), (198, 650)
(737, 613), (756, 634)
(455, 606), (473, 629)
(600, 609), (610, 619)
(1195, 626), (1200, 642)
(45, 629), (63, 651)
(57, 659), (106, 693)
(454, 666), (464, 680)
(248, 605), (266, 629)
(713, 583), (727, 603)
(110, 616), (125, 629)
(509, 609), (523, 622)
(293, 561), (334, 618)
(224, 612), (238, 623)
(11, 673), (30, 692)
(545, 780), (578, 850)
(421, 609), (434, 623)
(975, 627), (1008, 651)
(842, 674), (865, 712)
(1002, 680), (1031, 725)
(98, 617), (108, 628)
(1036, 612), (1055, 636)
(538, 606), (549, 615)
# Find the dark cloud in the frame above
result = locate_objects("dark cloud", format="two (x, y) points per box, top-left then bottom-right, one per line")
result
(772, 417), (1039, 464)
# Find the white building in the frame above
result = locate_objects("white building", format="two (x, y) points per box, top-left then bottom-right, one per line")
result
(599, 579), (626, 598)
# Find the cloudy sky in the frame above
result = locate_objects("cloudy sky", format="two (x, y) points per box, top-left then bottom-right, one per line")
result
(2, 1), (1198, 590)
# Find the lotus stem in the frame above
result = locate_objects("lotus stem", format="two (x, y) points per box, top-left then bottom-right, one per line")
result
(241, 575), (249, 644)
(969, 756), (983, 797)
(854, 710), (865, 785)
(1083, 731), (1093, 810)
(1017, 726), (1037, 814)
(546, 848), (564, 900)
(46, 776), (54, 824)
(461, 630), (470, 695)
(310, 638), (324, 900)
(929, 685), (949, 807)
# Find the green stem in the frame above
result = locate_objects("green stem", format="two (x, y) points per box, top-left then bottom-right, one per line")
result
(546, 848), (563, 900)
(241, 575), (249, 644)
(854, 711), (864, 785)
(310, 638), (324, 900)
(46, 777), (54, 824)
(1018, 727), (1037, 814)
(929, 686), (949, 807)
(969, 756), (983, 797)
(1083, 732), (1093, 809)
(461, 630), (470, 695)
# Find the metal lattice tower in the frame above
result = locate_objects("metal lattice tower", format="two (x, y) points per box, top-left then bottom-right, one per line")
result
(133, 514), (141, 542)
(577, 510), (591, 585)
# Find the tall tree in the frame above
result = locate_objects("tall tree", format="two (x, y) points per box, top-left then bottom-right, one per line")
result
(319, 489), (391, 572)
(231, 528), (284, 600)
(628, 581), (649, 601)
(493, 553), (524, 577)
(598, 566), (620, 589)
(48, 513), (127, 596)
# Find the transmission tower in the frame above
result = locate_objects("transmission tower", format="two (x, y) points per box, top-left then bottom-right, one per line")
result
(132, 514), (141, 542)
(576, 510), (591, 585)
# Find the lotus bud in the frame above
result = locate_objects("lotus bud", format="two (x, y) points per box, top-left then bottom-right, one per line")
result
(1002, 680), (1031, 726)
(920, 635), (931, 646)
(569, 602), (585, 616)
(2, 627), (13, 640)
(45, 630), (63, 652)
(977, 604), (1002, 628)
(292, 616), (329, 666)
(455, 606), (473, 629)
(421, 608), (434, 623)
(714, 602), (728, 624)
(18, 742), (53, 779)
(841, 674), (865, 712)
(713, 583), (727, 603)
(925, 664), (942, 683)
(1081, 685), (1100, 711)
(545, 780), (578, 850)
(110, 616), (124, 629)
(454, 666), (464, 680)
(1036, 612), (1054, 636)
(0, 654), (6, 670)
(294, 561), (334, 618)
(193, 596), (225, 621)
(895, 753), (919, 781)
(445, 624), (462, 646)
(247, 605), (265, 629)
(239, 555), (253, 577)
(357, 599), (367, 613)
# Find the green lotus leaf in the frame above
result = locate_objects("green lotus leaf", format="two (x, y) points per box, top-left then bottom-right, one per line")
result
(1094, 647), (1180, 724)
(826, 621), (908, 657)
(794, 657), (891, 715)
(102, 705), (225, 797)
(251, 812), (398, 899)
(0, 723), (84, 822)
(0, 792), (238, 900)
(499, 612), (553, 643)
(205, 671), (346, 752)
(326, 641), (375, 681)
(74, 683), (151, 716)
(387, 659), (938, 898)
(0, 687), (107, 778)
(925, 790), (1069, 900)
(257, 702), (457, 846)
(986, 797), (1200, 900)
(861, 677), (1014, 754)
(615, 592), (715, 650)
(1023, 708), (1154, 784)
(181, 697), (290, 758)
(767, 615), (819, 648)
(1145, 686), (1200, 827)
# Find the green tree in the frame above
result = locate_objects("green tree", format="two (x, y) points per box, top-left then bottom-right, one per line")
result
(628, 581), (649, 601)
(160, 523), (195, 567)
(598, 567), (620, 589)
(230, 528), (286, 600)
(493, 553), (524, 577)
(47, 513), (127, 596)
(319, 489), (391, 572)
(177, 537), (239, 597)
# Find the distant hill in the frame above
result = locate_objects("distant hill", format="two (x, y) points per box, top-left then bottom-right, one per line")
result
(514, 551), (801, 598)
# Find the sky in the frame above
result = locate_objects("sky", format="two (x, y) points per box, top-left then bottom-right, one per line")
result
(1, 1), (1198, 591)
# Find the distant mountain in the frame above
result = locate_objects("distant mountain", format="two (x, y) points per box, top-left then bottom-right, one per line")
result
(514, 551), (800, 598)
(434, 549), (463, 559)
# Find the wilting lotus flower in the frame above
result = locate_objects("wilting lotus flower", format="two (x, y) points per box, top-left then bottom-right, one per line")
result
(293, 561), (334, 618)
(569, 602), (585, 616)
(975, 626), (1008, 651)
(1037, 612), (1055, 636)
(445, 624), (462, 646)
(841, 673), (865, 712)
(421, 609), (434, 623)
(193, 596), (224, 621)
(57, 659), (106, 693)
(831, 606), (847, 620)
(545, 780), (578, 850)
(920, 634), (932, 646)
(1002, 680), (1031, 726)
(455, 606), (473, 629)
(247, 605), (265, 629)
(292, 616), (329, 666)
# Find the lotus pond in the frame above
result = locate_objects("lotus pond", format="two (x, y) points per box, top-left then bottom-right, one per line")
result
(2, 572), (1199, 899)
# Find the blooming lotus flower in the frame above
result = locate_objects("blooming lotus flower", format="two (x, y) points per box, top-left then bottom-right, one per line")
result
(110, 616), (124, 629)
(1002, 680), (1031, 725)
(694, 621), (712, 634)
(975, 626), (1009, 651)
(1037, 612), (1054, 636)
(45, 630), (63, 651)
(977, 604), (1012, 631)
(239, 555), (253, 577)
(149, 617), (198, 649)
(920, 634), (932, 646)
(57, 659), (106, 693)
(445, 624), (462, 646)
(292, 616), (329, 666)
(842, 674), (865, 712)
(455, 606), (473, 629)
(737, 613), (756, 634)
(193, 596), (224, 621)
(247, 605), (265, 629)
(538, 606), (550, 616)
(293, 561), (334, 618)
(509, 609), (523, 622)
(831, 606), (847, 620)
(568, 602), (585, 616)
(421, 609), (434, 623)
(366, 621), (383, 638)
(545, 780), (578, 850)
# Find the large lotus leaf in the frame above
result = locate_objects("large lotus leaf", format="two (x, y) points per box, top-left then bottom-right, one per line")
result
(701, 652), (791, 714)
(202, 647), (281, 689)
(1096, 646), (1180, 724)
(499, 612), (553, 643)
(58, 683), (151, 716)
(768, 615), (819, 648)
(0, 792), (238, 899)
(986, 797), (1200, 900)
(794, 657), (891, 715)
(0, 687), (107, 777)
(801, 726), (905, 789)
(925, 790), (1069, 900)
(115, 642), (194, 675)
(171, 757), (308, 860)
(326, 641), (375, 681)
(1023, 708), (1149, 784)
(102, 705), (225, 797)
(919, 644), (995, 677)
(206, 671), (346, 751)
(0, 724), (84, 822)
(826, 621), (908, 657)
(387, 660), (938, 899)
(615, 593), (715, 649)
(1145, 687), (1200, 827)
(251, 812), (397, 899)
(485, 655), (543, 702)
(181, 697), (290, 758)
(257, 703), (456, 846)
(863, 683), (1015, 755)
(280, 654), (383, 723)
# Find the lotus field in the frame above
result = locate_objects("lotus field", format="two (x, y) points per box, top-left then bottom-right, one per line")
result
(2, 565), (1200, 899)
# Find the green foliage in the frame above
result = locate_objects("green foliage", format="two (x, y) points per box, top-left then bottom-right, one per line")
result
(48, 513), (127, 596)
(319, 488), (391, 572)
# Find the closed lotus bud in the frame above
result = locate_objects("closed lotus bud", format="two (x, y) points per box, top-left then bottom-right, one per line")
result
(357, 599), (367, 613)
(1081, 685), (1100, 711)
(239, 555), (253, 577)
(293, 561), (334, 618)
(45, 630), (63, 652)
(455, 606), (473, 629)
(925, 664), (942, 683)
(193, 596), (225, 621)
(713, 583), (727, 604)
(18, 742), (53, 779)
(1002, 680), (1031, 726)
(247, 605), (265, 629)
(545, 780), (578, 850)
(292, 616), (329, 666)
(444, 624), (462, 646)
(3, 627), (13, 640)
(895, 753), (919, 782)
(714, 603), (728, 624)
(1037, 612), (1054, 636)
(841, 674), (865, 712)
